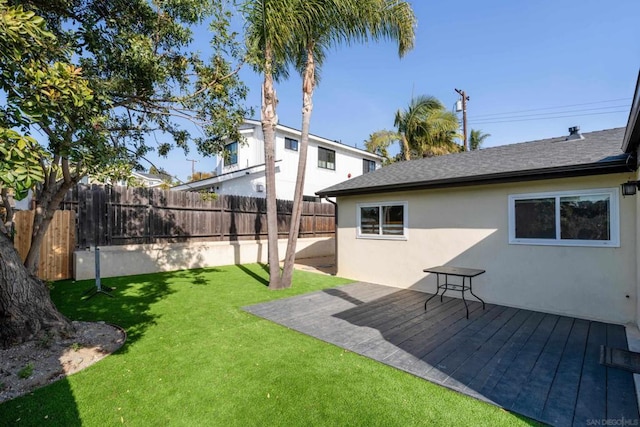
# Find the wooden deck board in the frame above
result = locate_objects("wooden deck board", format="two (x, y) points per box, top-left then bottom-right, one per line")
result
(423, 307), (520, 384)
(348, 296), (463, 360)
(540, 319), (590, 426)
(605, 323), (639, 421)
(385, 304), (489, 373)
(442, 309), (533, 389)
(469, 311), (546, 396)
(335, 290), (421, 328)
(510, 316), (574, 419)
(573, 322), (608, 426)
(485, 314), (560, 407)
(242, 282), (639, 426)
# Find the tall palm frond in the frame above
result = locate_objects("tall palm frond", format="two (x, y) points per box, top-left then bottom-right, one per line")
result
(394, 95), (460, 159)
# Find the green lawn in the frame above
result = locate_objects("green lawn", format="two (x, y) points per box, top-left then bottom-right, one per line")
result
(0, 265), (537, 426)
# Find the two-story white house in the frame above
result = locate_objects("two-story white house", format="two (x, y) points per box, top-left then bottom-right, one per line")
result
(172, 119), (383, 201)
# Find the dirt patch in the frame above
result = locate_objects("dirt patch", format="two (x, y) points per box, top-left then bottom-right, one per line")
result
(0, 321), (125, 404)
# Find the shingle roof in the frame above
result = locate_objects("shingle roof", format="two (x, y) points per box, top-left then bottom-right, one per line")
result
(317, 128), (633, 197)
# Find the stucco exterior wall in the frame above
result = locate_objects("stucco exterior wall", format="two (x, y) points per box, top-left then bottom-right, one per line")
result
(336, 173), (637, 324)
(74, 237), (334, 280)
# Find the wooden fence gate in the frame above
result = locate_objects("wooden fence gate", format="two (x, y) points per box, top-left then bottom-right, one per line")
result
(13, 210), (76, 281)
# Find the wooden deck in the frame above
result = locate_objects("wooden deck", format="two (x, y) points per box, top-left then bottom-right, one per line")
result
(244, 282), (639, 426)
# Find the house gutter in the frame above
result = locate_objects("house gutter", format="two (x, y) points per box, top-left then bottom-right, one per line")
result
(316, 159), (633, 198)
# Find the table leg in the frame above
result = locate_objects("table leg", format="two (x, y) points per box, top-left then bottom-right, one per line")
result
(441, 273), (448, 302)
(461, 276), (469, 319)
(424, 273), (441, 311)
(469, 277), (486, 310)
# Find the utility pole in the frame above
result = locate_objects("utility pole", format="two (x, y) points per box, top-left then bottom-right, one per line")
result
(455, 88), (470, 151)
(186, 158), (198, 178)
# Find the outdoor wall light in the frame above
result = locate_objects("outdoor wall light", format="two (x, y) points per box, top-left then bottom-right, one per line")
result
(621, 181), (640, 196)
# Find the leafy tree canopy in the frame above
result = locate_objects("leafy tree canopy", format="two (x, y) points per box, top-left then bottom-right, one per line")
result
(1, 0), (250, 273)
(1, 0), (249, 195)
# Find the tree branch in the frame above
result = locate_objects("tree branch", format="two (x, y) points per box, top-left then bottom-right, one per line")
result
(0, 187), (14, 237)
(61, 157), (71, 183)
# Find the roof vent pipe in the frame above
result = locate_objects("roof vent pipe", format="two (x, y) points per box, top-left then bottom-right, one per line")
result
(566, 126), (584, 140)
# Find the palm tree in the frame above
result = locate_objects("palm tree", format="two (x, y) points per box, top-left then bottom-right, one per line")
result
(469, 129), (491, 150)
(246, 1), (416, 289)
(394, 95), (461, 159)
(394, 95), (440, 160)
(364, 129), (401, 165)
(279, 0), (416, 288)
(244, 0), (303, 289)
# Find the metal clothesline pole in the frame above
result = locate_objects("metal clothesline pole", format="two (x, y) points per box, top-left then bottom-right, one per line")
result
(83, 246), (115, 300)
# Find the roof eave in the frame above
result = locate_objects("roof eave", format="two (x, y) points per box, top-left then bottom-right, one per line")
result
(622, 71), (640, 154)
(316, 161), (631, 197)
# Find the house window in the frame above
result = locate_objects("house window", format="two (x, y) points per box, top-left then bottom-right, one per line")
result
(225, 142), (238, 165)
(363, 159), (376, 174)
(285, 137), (298, 151)
(508, 188), (619, 247)
(357, 202), (408, 240)
(318, 147), (335, 170)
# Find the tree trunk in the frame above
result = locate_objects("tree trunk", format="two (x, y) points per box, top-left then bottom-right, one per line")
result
(281, 46), (315, 288)
(1, 188), (15, 236)
(401, 133), (411, 161)
(24, 173), (75, 275)
(0, 231), (73, 349)
(261, 44), (282, 289)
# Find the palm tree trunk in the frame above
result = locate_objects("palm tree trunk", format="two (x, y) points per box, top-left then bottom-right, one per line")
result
(261, 44), (282, 289)
(401, 133), (411, 160)
(281, 45), (315, 288)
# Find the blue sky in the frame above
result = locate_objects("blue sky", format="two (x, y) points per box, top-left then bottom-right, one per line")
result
(158, 0), (640, 182)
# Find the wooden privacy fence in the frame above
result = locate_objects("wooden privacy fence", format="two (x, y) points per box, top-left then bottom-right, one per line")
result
(13, 210), (76, 281)
(61, 184), (335, 248)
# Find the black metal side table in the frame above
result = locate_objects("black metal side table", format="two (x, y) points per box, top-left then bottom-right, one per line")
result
(423, 266), (486, 319)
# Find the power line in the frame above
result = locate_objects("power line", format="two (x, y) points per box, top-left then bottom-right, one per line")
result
(470, 98), (631, 119)
(468, 109), (628, 125)
(470, 105), (629, 123)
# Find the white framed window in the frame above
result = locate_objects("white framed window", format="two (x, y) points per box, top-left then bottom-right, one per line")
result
(318, 147), (335, 170)
(357, 201), (408, 240)
(225, 141), (238, 165)
(508, 188), (619, 247)
(285, 137), (298, 151)
(363, 159), (376, 174)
